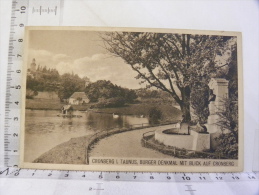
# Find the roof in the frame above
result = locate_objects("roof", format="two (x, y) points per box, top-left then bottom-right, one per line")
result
(70, 92), (88, 99)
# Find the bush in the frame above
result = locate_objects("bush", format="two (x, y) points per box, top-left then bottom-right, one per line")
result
(214, 132), (238, 158)
(26, 89), (38, 99)
(148, 107), (163, 124)
(96, 97), (126, 108)
(215, 98), (238, 159)
(190, 82), (210, 124)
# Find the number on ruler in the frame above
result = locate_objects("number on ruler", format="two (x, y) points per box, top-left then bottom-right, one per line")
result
(182, 176), (191, 180)
(18, 39), (23, 42)
(15, 85), (21, 89)
(20, 6), (26, 14)
(248, 176), (256, 179)
(13, 133), (18, 137)
(16, 70), (21, 73)
(232, 176), (239, 180)
(216, 177), (223, 180)
(14, 117), (18, 121)
(199, 176), (206, 180)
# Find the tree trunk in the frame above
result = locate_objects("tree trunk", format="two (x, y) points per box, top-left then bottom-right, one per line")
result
(181, 102), (191, 122)
(180, 86), (191, 122)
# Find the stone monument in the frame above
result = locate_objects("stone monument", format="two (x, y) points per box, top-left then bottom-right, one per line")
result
(206, 78), (229, 149)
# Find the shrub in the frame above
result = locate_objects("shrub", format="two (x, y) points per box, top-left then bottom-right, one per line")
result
(215, 98), (238, 159)
(190, 82), (210, 124)
(215, 132), (238, 158)
(148, 107), (163, 124)
(96, 97), (126, 108)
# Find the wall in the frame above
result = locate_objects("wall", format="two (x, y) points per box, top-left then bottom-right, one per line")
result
(190, 130), (210, 151)
(155, 129), (210, 151)
(155, 129), (193, 150)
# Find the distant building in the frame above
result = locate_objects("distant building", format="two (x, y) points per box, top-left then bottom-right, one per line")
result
(61, 105), (73, 115)
(30, 58), (37, 72)
(27, 58), (37, 78)
(68, 92), (89, 105)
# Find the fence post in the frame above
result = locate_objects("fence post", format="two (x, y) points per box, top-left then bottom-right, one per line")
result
(86, 140), (89, 164)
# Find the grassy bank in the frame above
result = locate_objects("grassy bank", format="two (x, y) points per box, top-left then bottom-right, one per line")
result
(26, 99), (91, 111)
(33, 135), (91, 164)
(95, 103), (182, 123)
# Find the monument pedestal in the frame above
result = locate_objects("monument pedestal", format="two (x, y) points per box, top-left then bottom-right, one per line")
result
(206, 78), (229, 150)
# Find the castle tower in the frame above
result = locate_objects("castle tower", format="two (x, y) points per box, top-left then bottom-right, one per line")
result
(30, 58), (36, 72)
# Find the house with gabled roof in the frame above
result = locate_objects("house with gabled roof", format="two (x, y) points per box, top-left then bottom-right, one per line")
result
(68, 92), (90, 105)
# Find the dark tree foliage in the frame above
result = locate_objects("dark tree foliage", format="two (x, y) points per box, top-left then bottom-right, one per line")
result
(215, 98), (238, 158)
(26, 66), (60, 92)
(26, 66), (88, 101)
(102, 32), (231, 122)
(85, 80), (137, 106)
(225, 44), (238, 100)
(190, 82), (210, 124)
(148, 107), (163, 124)
(58, 73), (85, 100)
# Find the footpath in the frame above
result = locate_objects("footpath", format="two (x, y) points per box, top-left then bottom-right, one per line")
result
(89, 124), (175, 159)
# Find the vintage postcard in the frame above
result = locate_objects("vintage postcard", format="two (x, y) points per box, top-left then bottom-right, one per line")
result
(20, 27), (243, 172)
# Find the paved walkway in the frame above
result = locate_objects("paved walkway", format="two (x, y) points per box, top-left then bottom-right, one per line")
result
(90, 124), (176, 159)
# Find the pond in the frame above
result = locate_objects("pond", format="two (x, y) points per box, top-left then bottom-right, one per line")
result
(24, 109), (149, 162)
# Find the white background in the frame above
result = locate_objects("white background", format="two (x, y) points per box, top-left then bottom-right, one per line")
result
(0, 0), (258, 194)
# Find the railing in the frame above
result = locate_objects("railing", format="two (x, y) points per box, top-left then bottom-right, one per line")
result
(85, 121), (176, 164)
(141, 132), (230, 159)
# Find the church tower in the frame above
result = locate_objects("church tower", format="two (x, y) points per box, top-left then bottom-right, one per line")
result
(30, 58), (36, 72)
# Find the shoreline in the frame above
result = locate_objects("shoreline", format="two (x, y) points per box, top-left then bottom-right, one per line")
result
(32, 123), (178, 164)
(33, 135), (92, 164)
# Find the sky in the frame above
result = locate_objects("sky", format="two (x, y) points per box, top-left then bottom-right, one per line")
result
(27, 30), (234, 91)
(28, 30), (140, 89)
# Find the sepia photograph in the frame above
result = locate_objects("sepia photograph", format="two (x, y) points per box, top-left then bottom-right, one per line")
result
(20, 27), (243, 172)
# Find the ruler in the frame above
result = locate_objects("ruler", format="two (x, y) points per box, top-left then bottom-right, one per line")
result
(4, 0), (29, 168)
(2, 0), (259, 189)
(4, 0), (63, 168)
(0, 167), (258, 182)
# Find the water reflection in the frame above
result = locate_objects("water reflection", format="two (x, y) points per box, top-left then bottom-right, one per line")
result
(24, 109), (149, 162)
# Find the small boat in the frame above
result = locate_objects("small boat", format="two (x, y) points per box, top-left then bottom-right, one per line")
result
(113, 113), (119, 118)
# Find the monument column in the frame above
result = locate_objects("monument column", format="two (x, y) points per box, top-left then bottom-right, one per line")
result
(206, 78), (229, 149)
